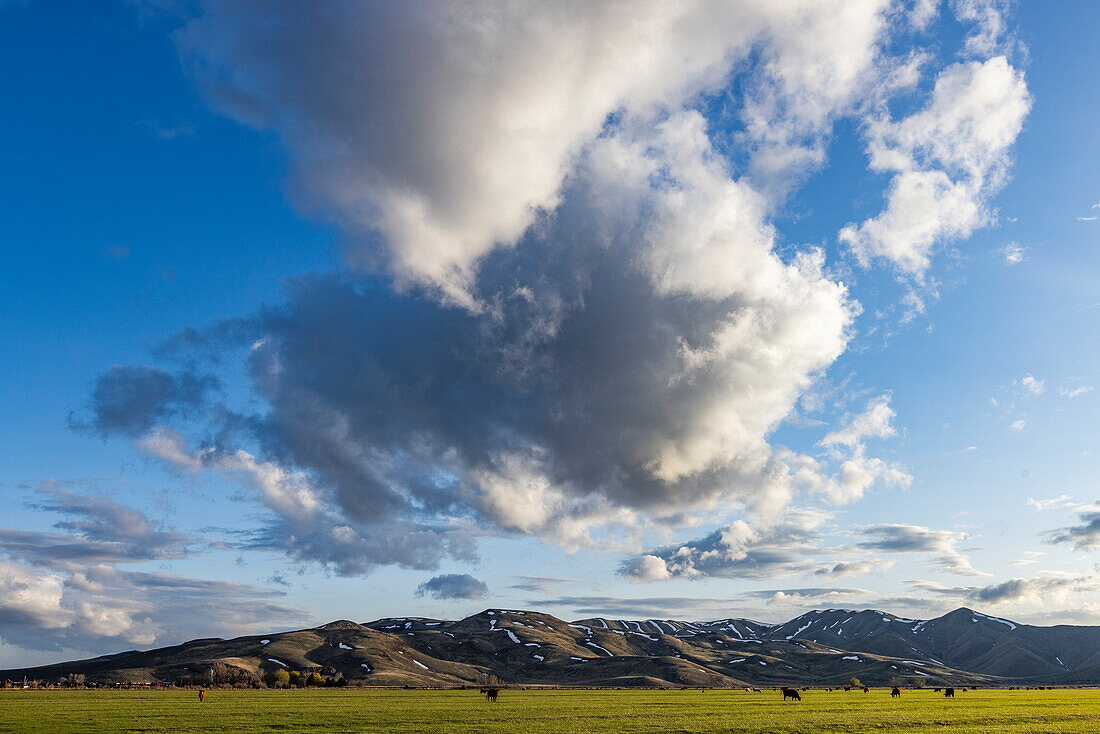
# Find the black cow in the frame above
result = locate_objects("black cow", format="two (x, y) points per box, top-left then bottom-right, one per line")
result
(480, 687), (499, 702)
(891, 687), (901, 698)
(863, 686), (870, 693)
(945, 687), (955, 698)
(782, 687), (802, 701)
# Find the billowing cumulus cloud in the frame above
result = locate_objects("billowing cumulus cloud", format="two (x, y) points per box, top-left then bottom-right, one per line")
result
(177, 0), (899, 307)
(120, 116), (864, 572)
(416, 573), (489, 601)
(618, 514), (825, 581)
(73, 1), (1028, 584)
(619, 511), (907, 582)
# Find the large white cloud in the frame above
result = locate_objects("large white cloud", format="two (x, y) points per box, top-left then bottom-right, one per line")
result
(72, 0), (1028, 579)
(178, 0), (900, 306)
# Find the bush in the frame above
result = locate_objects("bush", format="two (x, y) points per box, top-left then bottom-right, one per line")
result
(288, 671), (302, 687)
(305, 672), (325, 687)
(849, 677), (862, 688)
(263, 669), (291, 688)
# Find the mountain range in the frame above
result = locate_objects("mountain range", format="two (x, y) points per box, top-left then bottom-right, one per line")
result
(6, 607), (1100, 688)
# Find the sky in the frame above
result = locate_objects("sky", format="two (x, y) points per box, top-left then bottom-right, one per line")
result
(0, 0), (1097, 668)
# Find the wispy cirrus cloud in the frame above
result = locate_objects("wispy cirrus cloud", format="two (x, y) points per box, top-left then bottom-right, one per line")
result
(1045, 505), (1100, 551)
(1026, 495), (1074, 512)
(854, 523), (988, 576)
(0, 483), (305, 658)
(912, 571), (1100, 607)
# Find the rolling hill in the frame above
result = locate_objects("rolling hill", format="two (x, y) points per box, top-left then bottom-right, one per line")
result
(4, 607), (1099, 688)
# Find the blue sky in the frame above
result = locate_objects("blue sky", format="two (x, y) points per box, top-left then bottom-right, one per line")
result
(0, 1), (1097, 667)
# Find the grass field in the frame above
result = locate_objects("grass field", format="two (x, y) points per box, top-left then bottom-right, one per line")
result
(2, 687), (1100, 733)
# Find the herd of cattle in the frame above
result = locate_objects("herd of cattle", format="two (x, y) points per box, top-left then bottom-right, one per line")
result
(188, 684), (1068, 703)
(476, 685), (1005, 703)
(778, 685), (965, 701)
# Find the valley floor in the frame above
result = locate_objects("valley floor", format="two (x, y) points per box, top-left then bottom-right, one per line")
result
(3, 687), (1100, 733)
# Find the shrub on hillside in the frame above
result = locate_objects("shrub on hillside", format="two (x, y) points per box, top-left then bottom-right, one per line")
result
(263, 669), (291, 688)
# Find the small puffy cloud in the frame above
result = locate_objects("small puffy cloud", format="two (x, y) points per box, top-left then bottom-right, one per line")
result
(1009, 419), (1026, 431)
(818, 395), (898, 450)
(1046, 505), (1100, 551)
(855, 523), (987, 576)
(810, 395), (912, 505)
(75, 366), (215, 438)
(996, 242), (1026, 265)
(618, 555), (673, 583)
(1060, 386), (1093, 398)
(840, 55), (1030, 275)
(1017, 374), (1044, 395)
(415, 574), (488, 601)
(951, 0), (1015, 58)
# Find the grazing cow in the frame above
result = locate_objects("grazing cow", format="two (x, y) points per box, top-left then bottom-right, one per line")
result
(944, 688), (955, 698)
(198, 689), (206, 702)
(782, 688), (802, 701)
(863, 686), (870, 693)
(843, 686), (850, 691)
(891, 687), (901, 698)
(934, 688), (941, 692)
(480, 687), (499, 702)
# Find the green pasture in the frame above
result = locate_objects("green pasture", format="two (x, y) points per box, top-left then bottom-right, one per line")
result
(2, 687), (1100, 733)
